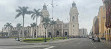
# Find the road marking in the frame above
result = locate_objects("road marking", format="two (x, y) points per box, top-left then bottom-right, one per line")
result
(44, 46), (55, 49)
(90, 41), (97, 48)
(1, 45), (50, 49)
(94, 46), (96, 48)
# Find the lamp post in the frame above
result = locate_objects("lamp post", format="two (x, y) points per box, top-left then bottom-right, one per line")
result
(44, 24), (47, 42)
(44, 27), (47, 42)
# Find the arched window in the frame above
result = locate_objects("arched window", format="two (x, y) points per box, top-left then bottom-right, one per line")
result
(72, 16), (75, 21)
(73, 25), (74, 27)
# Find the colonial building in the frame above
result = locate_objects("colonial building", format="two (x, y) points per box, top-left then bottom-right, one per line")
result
(2, 26), (32, 37)
(102, 0), (111, 41)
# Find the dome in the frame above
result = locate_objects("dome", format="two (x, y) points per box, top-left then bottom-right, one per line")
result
(72, 1), (76, 7)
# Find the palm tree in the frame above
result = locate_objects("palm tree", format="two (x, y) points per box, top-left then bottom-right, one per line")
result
(30, 23), (36, 38)
(42, 17), (51, 42)
(4, 23), (13, 37)
(16, 23), (22, 41)
(15, 6), (32, 39)
(31, 9), (41, 38)
(30, 23), (36, 27)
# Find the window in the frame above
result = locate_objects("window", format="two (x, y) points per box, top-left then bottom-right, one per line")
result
(73, 25), (74, 27)
(72, 16), (75, 21)
(73, 16), (75, 19)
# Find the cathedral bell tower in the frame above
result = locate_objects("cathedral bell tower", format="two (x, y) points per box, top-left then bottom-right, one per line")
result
(38, 4), (50, 37)
(69, 1), (79, 37)
(40, 3), (50, 23)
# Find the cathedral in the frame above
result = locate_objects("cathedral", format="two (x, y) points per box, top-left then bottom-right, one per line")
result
(37, 2), (79, 38)
(2, 2), (79, 38)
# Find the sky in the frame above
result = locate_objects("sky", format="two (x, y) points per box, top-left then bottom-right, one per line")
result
(0, 0), (103, 33)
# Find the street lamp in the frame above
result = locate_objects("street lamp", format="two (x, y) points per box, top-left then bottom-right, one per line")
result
(44, 24), (47, 42)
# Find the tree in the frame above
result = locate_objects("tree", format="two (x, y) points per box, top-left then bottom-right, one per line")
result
(15, 6), (32, 39)
(16, 23), (22, 41)
(42, 17), (51, 42)
(30, 23), (36, 27)
(4, 23), (13, 36)
(31, 9), (42, 38)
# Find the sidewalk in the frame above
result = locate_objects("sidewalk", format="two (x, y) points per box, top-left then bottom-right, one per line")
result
(101, 40), (111, 48)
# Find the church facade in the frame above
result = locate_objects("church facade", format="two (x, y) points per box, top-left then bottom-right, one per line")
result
(37, 2), (79, 38)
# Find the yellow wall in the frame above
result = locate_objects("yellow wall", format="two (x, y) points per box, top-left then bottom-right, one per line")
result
(102, 4), (111, 41)
(97, 3), (111, 41)
(98, 6), (105, 38)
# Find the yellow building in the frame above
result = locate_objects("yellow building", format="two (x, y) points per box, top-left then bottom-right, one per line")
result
(102, 5), (111, 41)
(98, 6), (105, 39)
(98, 4), (111, 41)
(102, 0), (111, 41)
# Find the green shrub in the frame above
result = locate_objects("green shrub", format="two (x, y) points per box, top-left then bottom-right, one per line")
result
(23, 38), (51, 42)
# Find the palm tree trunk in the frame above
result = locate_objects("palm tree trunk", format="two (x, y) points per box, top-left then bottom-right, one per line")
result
(32, 27), (34, 38)
(18, 30), (20, 41)
(22, 15), (24, 39)
(53, 25), (54, 38)
(36, 16), (37, 38)
(8, 27), (10, 37)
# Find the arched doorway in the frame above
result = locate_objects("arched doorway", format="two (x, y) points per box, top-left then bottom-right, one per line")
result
(56, 31), (59, 36)
(48, 32), (52, 38)
(65, 32), (68, 36)
(34, 30), (36, 38)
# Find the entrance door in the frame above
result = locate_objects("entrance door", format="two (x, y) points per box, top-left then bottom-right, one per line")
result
(34, 30), (36, 38)
(48, 32), (52, 38)
(56, 31), (59, 36)
(65, 32), (68, 36)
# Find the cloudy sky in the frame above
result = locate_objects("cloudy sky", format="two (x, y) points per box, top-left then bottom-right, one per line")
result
(0, 0), (103, 33)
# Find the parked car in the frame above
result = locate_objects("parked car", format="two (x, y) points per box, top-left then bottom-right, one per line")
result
(92, 36), (100, 42)
(89, 36), (92, 39)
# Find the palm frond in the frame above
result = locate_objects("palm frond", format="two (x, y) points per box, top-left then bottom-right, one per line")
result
(26, 11), (33, 14)
(18, 6), (23, 10)
(16, 9), (21, 12)
(4, 23), (13, 29)
(15, 12), (22, 19)
(31, 13), (36, 20)
(30, 23), (36, 27)
(32, 16), (36, 20)
(31, 9), (41, 20)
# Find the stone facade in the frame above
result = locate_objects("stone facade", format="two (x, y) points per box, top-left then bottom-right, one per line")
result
(69, 2), (79, 37)
(38, 2), (79, 38)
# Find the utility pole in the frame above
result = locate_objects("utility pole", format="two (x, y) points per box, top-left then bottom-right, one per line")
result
(52, 0), (54, 19)
(51, 0), (58, 19)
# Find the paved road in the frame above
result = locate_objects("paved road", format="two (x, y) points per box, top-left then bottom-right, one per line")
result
(49, 38), (111, 49)
(0, 38), (111, 49)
